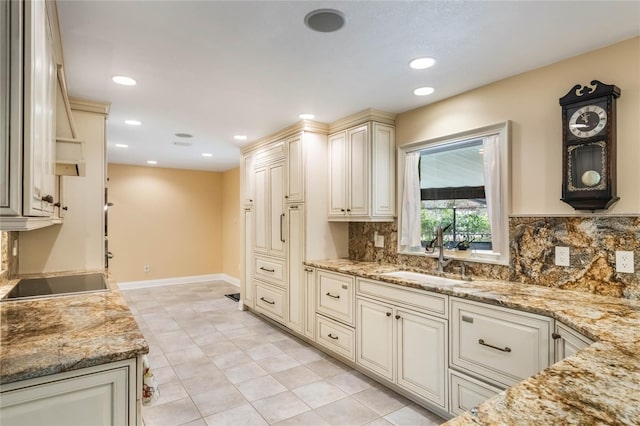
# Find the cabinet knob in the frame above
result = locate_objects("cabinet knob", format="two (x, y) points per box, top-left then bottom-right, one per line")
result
(249, 199), (253, 202)
(395, 314), (401, 320)
(42, 195), (54, 203)
(552, 332), (562, 340)
(386, 312), (392, 317)
(285, 195), (289, 199)
(346, 208), (351, 212)
(54, 202), (61, 207)
(62, 206), (68, 211)
(340, 209), (345, 212)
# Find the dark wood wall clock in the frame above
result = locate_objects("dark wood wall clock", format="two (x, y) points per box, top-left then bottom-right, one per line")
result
(559, 80), (621, 210)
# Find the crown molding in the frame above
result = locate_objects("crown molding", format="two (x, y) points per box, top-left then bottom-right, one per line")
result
(328, 108), (397, 133)
(242, 120), (329, 154)
(69, 98), (111, 116)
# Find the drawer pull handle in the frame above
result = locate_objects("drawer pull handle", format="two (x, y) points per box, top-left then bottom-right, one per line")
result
(260, 267), (275, 273)
(260, 297), (275, 305)
(304, 268), (313, 272)
(328, 333), (339, 340)
(386, 312), (392, 317)
(478, 339), (511, 353)
(326, 292), (340, 299)
(552, 332), (562, 340)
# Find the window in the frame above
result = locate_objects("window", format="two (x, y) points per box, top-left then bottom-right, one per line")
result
(398, 122), (510, 265)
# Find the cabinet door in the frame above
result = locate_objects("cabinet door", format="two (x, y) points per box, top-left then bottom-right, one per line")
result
(328, 131), (347, 217)
(0, 0), (21, 216)
(23, 0), (55, 216)
(356, 298), (394, 381)
(397, 307), (448, 408)
(242, 207), (254, 309)
(287, 204), (304, 333)
(304, 267), (315, 339)
(346, 124), (369, 217)
(1, 365), (129, 426)
(253, 166), (267, 254)
(554, 322), (593, 362)
(241, 152), (255, 206)
(286, 135), (304, 203)
(371, 123), (395, 218)
(268, 161), (286, 257)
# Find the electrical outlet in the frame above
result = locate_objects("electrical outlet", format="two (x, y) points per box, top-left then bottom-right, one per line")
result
(555, 246), (570, 266)
(374, 234), (385, 248)
(144, 264), (150, 272)
(616, 251), (634, 273)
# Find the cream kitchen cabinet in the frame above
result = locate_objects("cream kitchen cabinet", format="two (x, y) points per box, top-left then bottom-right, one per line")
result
(450, 298), (553, 388)
(553, 321), (594, 362)
(241, 121), (348, 335)
(448, 369), (502, 416)
(1, 0), (57, 229)
(328, 120), (395, 222)
(0, 358), (139, 426)
(253, 160), (286, 258)
(356, 282), (448, 409)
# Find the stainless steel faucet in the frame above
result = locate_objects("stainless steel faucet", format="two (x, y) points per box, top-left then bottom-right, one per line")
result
(435, 225), (452, 273)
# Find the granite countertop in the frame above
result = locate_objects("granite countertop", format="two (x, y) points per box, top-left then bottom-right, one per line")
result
(0, 272), (148, 385)
(305, 259), (640, 425)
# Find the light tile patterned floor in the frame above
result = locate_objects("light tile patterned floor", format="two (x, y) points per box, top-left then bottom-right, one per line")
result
(122, 281), (445, 426)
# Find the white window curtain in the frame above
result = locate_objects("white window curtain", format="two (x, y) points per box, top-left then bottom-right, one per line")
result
(482, 135), (502, 254)
(400, 152), (422, 248)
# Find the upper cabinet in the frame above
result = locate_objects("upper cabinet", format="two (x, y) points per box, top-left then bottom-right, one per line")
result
(328, 111), (396, 222)
(1, 0), (60, 230)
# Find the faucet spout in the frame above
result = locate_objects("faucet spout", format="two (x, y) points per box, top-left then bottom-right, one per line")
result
(435, 225), (451, 273)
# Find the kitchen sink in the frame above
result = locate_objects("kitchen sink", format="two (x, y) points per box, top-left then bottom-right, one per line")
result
(381, 271), (465, 286)
(3, 273), (108, 301)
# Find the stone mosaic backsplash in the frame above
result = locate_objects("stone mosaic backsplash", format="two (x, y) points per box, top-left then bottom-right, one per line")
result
(349, 216), (640, 299)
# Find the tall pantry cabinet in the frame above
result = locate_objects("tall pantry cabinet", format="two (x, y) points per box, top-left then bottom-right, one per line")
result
(241, 122), (348, 336)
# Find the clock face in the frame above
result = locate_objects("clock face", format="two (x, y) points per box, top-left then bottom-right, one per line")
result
(569, 105), (607, 138)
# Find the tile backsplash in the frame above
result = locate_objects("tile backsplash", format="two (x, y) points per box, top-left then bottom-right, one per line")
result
(349, 216), (640, 299)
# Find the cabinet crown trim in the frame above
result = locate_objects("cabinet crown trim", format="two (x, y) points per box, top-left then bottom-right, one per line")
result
(329, 109), (396, 134)
(242, 120), (329, 154)
(69, 97), (111, 115)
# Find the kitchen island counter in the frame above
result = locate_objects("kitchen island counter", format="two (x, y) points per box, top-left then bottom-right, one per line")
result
(0, 273), (148, 385)
(305, 259), (640, 425)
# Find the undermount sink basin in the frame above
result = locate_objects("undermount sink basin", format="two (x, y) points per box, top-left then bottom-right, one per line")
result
(381, 271), (465, 286)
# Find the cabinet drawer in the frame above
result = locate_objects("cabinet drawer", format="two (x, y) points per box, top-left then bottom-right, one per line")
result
(316, 270), (355, 326)
(255, 281), (286, 323)
(449, 370), (502, 416)
(357, 278), (447, 317)
(450, 299), (552, 387)
(255, 256), (285, 287)
(316, 314), (355, 361)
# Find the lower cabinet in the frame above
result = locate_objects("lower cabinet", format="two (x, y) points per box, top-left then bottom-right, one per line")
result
(0, 358), (138, 426)
(448, 370), (502, 416)
(554, 321), (594, 362)
(316, 314), (355, 361)
(255, 280), (286, 323)
(356, 296), (448, 409)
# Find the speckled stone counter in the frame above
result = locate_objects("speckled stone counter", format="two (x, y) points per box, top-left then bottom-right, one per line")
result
(0, 273), (148, 385)
(305, 259), (640, 425)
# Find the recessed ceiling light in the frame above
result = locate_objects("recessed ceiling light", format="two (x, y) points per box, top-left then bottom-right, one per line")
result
(112, 75), (136, 86)
(234, 135), (247, 141)
(115, 144), (129, 148)
(147, 160), (157, 165)
(409, 57), (436, 70)
(175, 133), (193, 138)
(305, 9), (346, 33)
(125, 119), (141, 126)
(173, 141), (193, 147)
(298, 113), (315, 120)
(202, 153), (213, 157)
(413, 87), (435, 96)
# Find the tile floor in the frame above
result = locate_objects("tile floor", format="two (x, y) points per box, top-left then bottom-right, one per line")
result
(122, 281), (445, 426)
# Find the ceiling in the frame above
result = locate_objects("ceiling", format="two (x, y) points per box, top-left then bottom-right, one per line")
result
(57, 1), (640, 172)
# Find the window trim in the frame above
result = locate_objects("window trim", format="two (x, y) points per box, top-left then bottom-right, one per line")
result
(397, 121), (511, 266)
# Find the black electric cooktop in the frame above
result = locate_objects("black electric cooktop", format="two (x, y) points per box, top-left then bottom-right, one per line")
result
(3, 273), (108, 301)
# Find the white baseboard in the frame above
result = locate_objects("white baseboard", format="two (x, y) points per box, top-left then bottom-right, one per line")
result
(118, 273), (240, 290)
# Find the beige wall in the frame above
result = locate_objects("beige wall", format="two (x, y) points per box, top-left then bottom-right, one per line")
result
(396, 37), (640, 215)
(19, 109), (106, 274)
(222, 168), (240, 279)
(107, 164), (226, 282)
